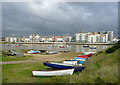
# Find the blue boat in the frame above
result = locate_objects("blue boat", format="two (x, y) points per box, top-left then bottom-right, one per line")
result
(53, 45), (57, 47)
(43, 62), (85, 72)
(67, 45), (71, 47)
(89, 46), (96, 49)
(74, 57), (87, 60)
(47, 46), (51, 48)
(64, 51), (69, 53)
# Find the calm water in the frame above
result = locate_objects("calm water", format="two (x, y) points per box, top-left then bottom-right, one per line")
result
(1, 44), (113, 52)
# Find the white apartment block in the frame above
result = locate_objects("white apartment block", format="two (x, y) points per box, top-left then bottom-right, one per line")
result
(75, 31), (112, 43)
(5, 36), (19, 42)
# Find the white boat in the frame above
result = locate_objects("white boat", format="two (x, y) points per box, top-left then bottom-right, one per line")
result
(83, 52), (96, 55)
(67, 45), (71, 47)
(32, 69), (74, 76)
(48, 51), (58, 54)
(63, 60), (82, 66)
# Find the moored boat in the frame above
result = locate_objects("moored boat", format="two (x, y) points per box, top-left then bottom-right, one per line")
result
(83, 52), (96, 55)
(53, 45), (57, 47)
(43, 62), (85, 72)
(32, 68), (74, 76)
(64, 50), (69, 53)
(83, 45), (89, 47)
(89, 46), (96, 49)
(67, 45), (71, 47)
(78, 55), (88, 58)
(60, 45), (65, 48)
(74, 57), (87, 61)
(27, 50), (40, 54)
(47, 51), (58, 54)
(63, 60), (82, 66)
(39, 49), (46, 52)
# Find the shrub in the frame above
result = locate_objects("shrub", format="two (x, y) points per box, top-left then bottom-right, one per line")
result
(106, 41), (120, 53)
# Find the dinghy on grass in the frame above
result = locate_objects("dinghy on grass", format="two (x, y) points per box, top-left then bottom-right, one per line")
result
(74, 57), (87, 61)
(63, 60), (82, 66)
(83, 52), (96, 55)
(43, 62), (85, 72)
(78, 55), (88, 58)
(32, 68), (74, 76)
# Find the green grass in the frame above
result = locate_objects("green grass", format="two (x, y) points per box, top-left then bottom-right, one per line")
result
(2, 55), (33, 61)
(1, 50), (33, 61)
(2, 48), (119, 83)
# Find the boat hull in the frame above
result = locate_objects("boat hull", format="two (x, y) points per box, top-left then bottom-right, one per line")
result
(63, 61), (82, 66)
(74, 57), (87, 60)
(43, 62), (85, 72)
(83, 52), (95, 55)
(83, 45), (89, 47)
(32, 69), (74, 76)
(78, 55), (88, 58)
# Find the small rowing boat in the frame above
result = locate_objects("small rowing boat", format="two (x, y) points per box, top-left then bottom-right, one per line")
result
(43, 61), (85, 72)
(78, 55), (88, 58)
(32, 69), (74, 76)
(63, 60), (82, 66)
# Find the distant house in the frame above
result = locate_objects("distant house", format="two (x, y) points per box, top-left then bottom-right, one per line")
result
(23, 37), (30, 42)
(55, 36), (64, 42)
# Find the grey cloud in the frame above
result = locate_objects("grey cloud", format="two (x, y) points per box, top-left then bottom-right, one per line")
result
(2, 2), (118, 37)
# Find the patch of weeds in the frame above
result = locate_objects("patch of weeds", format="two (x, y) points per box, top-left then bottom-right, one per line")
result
(94, 76), (104, 83)
(95, 62), (100, 69)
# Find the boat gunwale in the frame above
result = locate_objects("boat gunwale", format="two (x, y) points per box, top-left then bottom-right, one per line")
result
(32, 68), (75, 72)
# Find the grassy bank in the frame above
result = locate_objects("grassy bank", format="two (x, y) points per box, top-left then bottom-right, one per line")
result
(2, 42), (119, 83)
(1, 50), (33, 61)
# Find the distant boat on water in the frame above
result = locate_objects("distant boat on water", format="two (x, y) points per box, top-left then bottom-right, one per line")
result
(89, 46), (96, 49)
(27, 50), (40, 54)
(83, 45), (89, 47)
(47, 51), (58, 54)
(53, 45), (57, 47)
(60, 45), (65, 48)
(47, 46), (51, 48)
(67, 45), (71, 47)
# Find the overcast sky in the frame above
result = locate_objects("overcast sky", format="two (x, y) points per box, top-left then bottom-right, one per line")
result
(2, 2), (118, 37)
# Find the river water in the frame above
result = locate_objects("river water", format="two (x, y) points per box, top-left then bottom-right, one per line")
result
(1, 44), (113, 52)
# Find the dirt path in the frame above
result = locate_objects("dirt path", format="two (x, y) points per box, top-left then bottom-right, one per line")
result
(1, 52), (82, 64)
(1, 60), (37, 64)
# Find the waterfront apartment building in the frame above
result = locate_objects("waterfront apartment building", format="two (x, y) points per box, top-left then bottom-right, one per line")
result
(75, 31), (112, 43)
(63, 33), (72, 42)
(107, 31), (113, 43)
(5, 35), (19, 42)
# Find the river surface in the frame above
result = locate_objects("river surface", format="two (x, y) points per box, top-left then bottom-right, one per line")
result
(1, 44), (113, 52)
